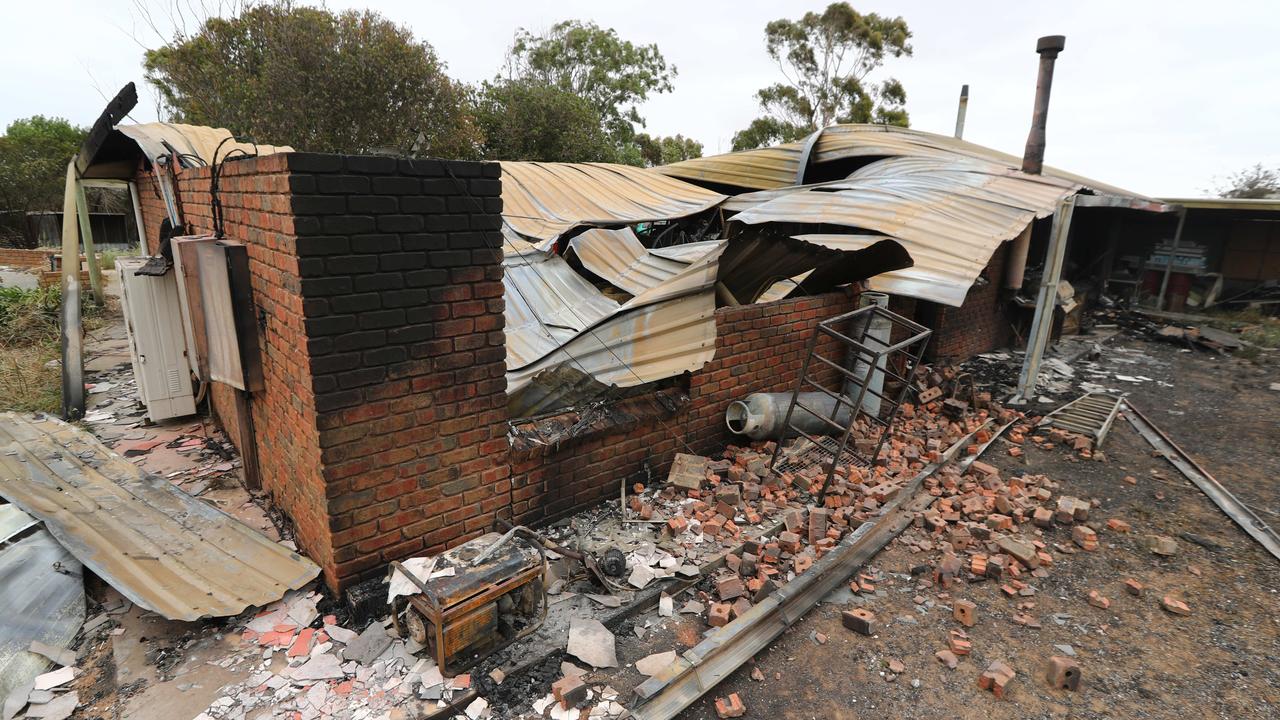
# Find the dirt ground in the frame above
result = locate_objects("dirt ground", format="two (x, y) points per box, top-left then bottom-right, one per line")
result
(675, 336), (1280, 720)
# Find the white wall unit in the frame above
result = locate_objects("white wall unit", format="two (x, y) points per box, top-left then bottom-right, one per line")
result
(116, 257), (197, 421)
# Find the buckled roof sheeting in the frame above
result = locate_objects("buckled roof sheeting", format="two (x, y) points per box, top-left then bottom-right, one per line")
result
(568, 228), (690, 295)
(499, 161), (726, 245)
(659, 123), (1143, 199)
(116, 123), (293, 166)
(730, 156), (1081, 306)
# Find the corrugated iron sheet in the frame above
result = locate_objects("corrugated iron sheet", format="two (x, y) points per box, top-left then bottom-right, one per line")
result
(731, 157), (1080, 306)
(659, 123), (1143, 199)
(499, 161), (725, 245)
(504, 245), (620, 371)
(505, 244), (725, 414)
(0, 525), (84, 702)
(648, 241), (722, 263)
(568, 228), (689, 295)
(0, 413), (319, 621)
(116, 123), (293, 167)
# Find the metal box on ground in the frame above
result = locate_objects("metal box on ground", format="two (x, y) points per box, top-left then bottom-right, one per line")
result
(391, 530), (546, 676)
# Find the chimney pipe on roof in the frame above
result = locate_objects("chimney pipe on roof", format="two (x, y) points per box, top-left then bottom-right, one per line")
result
(1007, 35), (1066, 290)
(1021, 35), (1066, 175)
(954, 84), (969, 139)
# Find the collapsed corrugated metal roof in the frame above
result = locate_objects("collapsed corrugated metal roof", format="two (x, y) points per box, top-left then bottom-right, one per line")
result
(567, 228), (690, 295)
(0, 526), (84, 703)
(504, 242), (725, 415)
(499, 161), (726, 248)
(0, 413), (319, 621)
(658, 123), (1144, 199)
(729, 157), (1081, 306)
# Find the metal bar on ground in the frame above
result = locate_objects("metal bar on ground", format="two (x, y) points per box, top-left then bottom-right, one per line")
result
(1121, 401), (1280, 562)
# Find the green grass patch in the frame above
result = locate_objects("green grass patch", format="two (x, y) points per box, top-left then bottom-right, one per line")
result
(0, 285), (115, 413)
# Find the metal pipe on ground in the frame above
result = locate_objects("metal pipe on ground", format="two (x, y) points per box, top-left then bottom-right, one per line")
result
(725, 392), (852, 441)
(1006, 34), (1066, 290)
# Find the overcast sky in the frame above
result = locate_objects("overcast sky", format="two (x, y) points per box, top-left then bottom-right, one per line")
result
(3, 0), (1277, 197)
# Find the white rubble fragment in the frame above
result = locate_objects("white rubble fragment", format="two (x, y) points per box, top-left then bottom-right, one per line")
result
(324, 624), (359, 645)
(24, 692), (78, 720)
(464, 696), (488, 719)
(634, 651), (677, 677)
(560, 662), (586, 678)
(628, 564), (656, 589)
(658, 594), (674, 617)
(290, 654), (345, 681)
(32, 666), (77, 691)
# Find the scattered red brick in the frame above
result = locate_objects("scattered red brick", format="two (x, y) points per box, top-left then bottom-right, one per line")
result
(978, 660), (1016, 698)
(714, 693), (746, 718)
(1161, 596), (1191, 616)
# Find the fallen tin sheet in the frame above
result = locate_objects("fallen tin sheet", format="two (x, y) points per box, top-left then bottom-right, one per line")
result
(0, 523), (84, 702)
(0, 413), (319, 621)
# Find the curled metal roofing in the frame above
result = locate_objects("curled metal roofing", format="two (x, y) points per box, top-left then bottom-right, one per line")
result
(658, 123), (1143, 199)
(0, 413), (319, 621)
(568, 228), (690, 295)
(499, 161), (726, 245)
(116, 123), (293, 167)
(731, 156), (1081, 306)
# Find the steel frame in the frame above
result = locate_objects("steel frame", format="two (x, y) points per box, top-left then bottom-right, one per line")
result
(767, 304), (932, 502)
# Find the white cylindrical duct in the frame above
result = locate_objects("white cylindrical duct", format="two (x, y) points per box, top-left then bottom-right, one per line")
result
(847, 292), (892, 417)
(726, 392), (852, 441)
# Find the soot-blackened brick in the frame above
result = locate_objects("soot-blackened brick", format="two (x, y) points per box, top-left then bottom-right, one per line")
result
(350, 234), (400, 253)
(345, 155), (398, 174)
(353, 273), (405, 292)
(370, 176), (419, 195)
(347, 196), (398, 214)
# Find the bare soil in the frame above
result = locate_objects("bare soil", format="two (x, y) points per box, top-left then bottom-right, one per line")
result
(674, 337), (1280, 720)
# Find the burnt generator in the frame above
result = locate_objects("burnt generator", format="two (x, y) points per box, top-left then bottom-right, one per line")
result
(390, 528), (547, 675)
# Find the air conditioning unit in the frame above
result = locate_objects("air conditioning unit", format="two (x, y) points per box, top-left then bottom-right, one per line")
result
(115, 257), (197, 421)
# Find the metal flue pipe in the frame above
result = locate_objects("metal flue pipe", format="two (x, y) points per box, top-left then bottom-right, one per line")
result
(954, 84), (969, 139)
(1006, 34), (1066, 290)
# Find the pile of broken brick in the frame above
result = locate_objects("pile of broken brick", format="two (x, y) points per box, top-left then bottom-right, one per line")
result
(826, 415), (1195, 703)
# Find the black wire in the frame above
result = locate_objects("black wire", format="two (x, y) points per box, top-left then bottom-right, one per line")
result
(208, 137), (259, 240)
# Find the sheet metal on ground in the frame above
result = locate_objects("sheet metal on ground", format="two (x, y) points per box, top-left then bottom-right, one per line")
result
(568, 228), (690, 295)
(0, 413), (319, 621)
(729, 157), (1081, 306)
(658, 123), (1144, 198)
(499, 161), (726, 247)
(0, 520), (84, 702)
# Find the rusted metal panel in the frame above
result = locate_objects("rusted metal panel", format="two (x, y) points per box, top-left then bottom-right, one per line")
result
(728, 157), (1083, 306)
(659, 123), (1146, 200)
(499, 161), (725, 245)
(0, 413), (319, 621)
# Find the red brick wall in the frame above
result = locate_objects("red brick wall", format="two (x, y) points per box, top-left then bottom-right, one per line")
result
(926, 242), (1015, 362)
(507, 289), (861, 527)
(136, 154), (334, 580)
